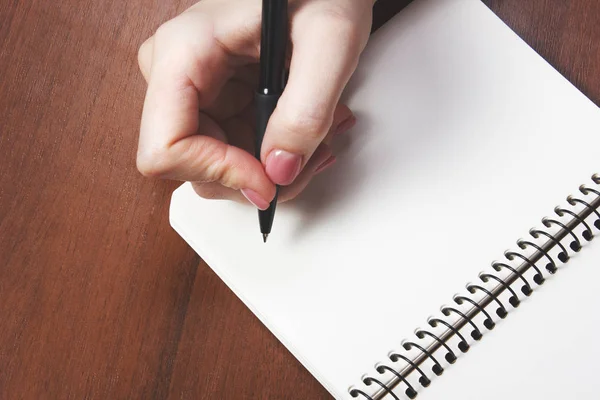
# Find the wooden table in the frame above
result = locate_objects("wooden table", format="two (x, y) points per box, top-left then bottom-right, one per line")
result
(1, 0), (598, 398)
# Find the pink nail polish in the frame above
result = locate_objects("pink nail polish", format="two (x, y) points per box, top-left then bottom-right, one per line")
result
(334, 116), (356, 135)
(315, 156), (336, 174)
(241, 188), (270, 210)
(265, 150), (302, 185)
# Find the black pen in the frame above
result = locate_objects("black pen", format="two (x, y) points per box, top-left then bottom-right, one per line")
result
(255, 0), (288, 243)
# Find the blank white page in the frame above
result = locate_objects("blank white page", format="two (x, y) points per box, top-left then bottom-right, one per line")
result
(169, 0), (600, 398)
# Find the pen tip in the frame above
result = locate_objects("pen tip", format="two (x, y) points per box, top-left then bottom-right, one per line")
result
(263, 233), (269, 243)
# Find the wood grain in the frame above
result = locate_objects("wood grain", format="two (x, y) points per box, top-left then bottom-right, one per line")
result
(0, 1), (198, 398)
(0, 0), (598, 399)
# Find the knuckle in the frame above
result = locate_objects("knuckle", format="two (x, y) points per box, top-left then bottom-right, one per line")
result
(279, 107), (331, 141)
(321, 8), (356, 32)
(192, 184), (224, 200)
(188, 142), (240, 189)
(154, 12), (213, 51)
(214, 160), (241, 189)
(154, 18), (180, 41)
(317, 7), (369, 56)
(136, 146), (173, 179)
(152, 14), (216, 81)
(153, 19), (189, 56)
(193, 141), (230, 184)
(137, 37), (153, 71)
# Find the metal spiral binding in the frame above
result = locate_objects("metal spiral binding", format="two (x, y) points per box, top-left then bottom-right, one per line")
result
(350, 174), (600, 400)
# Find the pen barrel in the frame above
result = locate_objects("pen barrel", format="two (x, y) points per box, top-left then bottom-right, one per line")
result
(259, 0), (288, 92)
(258, 185), (278, 235)
(254, 92), (280, 160)
(255, 0), (288, 237)
(255, 92), (280, 235)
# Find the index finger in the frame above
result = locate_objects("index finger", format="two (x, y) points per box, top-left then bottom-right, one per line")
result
(136, 13), (276, 204)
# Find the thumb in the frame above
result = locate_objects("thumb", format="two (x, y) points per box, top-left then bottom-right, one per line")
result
(259, 10), (369, 186)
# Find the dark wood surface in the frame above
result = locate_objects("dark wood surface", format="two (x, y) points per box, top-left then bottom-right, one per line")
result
(1, 0), (598, 399)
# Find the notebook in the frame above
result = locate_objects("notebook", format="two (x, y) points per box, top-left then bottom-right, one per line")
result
(169, 0), (600, 398)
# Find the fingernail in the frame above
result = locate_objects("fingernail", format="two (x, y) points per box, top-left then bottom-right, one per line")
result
(241, 188), (270, 210)
(265, 150), (302, 185)
(334, 116), (356, 135)
(315, 156), (337, 174)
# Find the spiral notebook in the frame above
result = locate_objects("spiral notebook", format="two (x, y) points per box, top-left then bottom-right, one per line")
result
(169, 0), (600, 398)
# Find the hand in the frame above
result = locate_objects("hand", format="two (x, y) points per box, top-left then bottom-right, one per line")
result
(136, 0), (373, 209)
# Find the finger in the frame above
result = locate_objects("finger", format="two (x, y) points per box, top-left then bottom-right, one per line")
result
(137, 13), (275, 206)
(138, 36), (154, 82)
(260, 7), (369, 186)
(139, 12), (230, 152)
(279, 106), (355, 202)
(322, 104), (355, 145)
(278, 143), (334, 203)
(236, 102), (354, 149)
(219, 102), (355, 159)
(191, 182), (245, 203)
(194, 142), (336, 206)
(314, 155), (337, 175)
(192, 181), (273, 210)
(261, 105), (353, 203)
(139, 110), (275, 208)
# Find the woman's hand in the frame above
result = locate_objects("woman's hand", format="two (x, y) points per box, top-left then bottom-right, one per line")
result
(136, 0), (373, 209)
